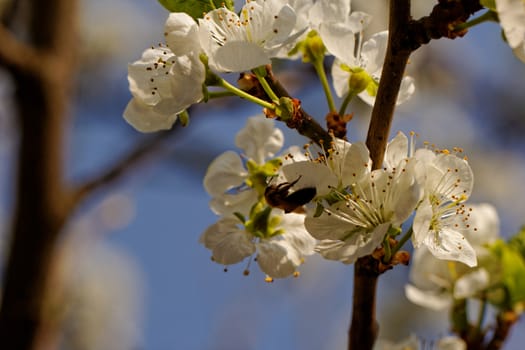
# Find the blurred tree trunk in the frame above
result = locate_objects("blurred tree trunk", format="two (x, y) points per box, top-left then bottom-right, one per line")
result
(0, 0), (78, 349)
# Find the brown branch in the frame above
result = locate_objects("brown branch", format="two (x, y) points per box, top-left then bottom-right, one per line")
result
(349, 0), (413, 349)
(486, 311), (519, 350)
(240, 67), (334, 146)
(0, 1), (78, 349)
(349, 1), (486, 348)
(0, 24), (41, 72)
(407, 0), (484, 51)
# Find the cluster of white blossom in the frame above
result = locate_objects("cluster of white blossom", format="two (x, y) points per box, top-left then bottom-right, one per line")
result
(124, 0), (417, 133)
(200, 116), (315, 279)
(121, 0), (524, 290)
(200, 116), (488, 280)
(279, 131), (479, 267)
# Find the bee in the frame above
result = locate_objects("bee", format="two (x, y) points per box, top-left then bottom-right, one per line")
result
(264, 177), (316, 213)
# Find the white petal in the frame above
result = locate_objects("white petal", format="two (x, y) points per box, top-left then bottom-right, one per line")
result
(170, 55), (205, 109)
(235, 116), (283, 163)
(212, 230), (256, 265)
(361, 31), (388, 76)
(123, 98), (178, 132)
(214, 41), (271, 72)
(319, 23), (357, 63)
(384, 131), (408, 170)
(513, 44), (525, 62)
(405, 284), (452, 310)
(260, 2), (297, 47)
(165, 12), (201, 55)
(281, 161), (338, 197)
(340, 142), (372, 187)
(413, 198), (433, 247)
(314, 223), (388, 264)
(409, 246), (454, 291)
(257, 240), (300, 278)
(208, 190), (258, 217)
(331, 58), (350, 97)
(496, 0), (525, 48)
(199, 217), (240, 249)
(308, 0), (350, 26)
(346, 12), (372, 33)
(459, 203), (500, 247)
(453, 268), (489, 299)
(304, 207), (357, 241)
(315, 240), (361, 264)
(203, 151), (247, 197)
(423, 227), (477, 267)
(278, 212), (316, 255)
(396, 76), (415, 105)
(431, 153), (474, 200)
(127, 48), (174, 105)
(437, 336), (466, 350)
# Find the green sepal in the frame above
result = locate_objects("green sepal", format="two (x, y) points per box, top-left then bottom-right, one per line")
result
(245, 205), (273, 238)
(276, 97), (295, 121)
(233, 212), (246, 224)
(349, 68), (373, 95)
(260, 158), (283, 177)
(313, 202), (324, 217)
(480, 0), (496, 11)
(178, 110), (190, 126)
(157, 0), (234, 19)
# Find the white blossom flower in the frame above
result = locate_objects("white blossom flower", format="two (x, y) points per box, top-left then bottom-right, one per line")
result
(124, 13), (205, 132)
(331, 31), (415, 106)
(307, 158), (421, 264)
(200, 211), (315, 278)
(406, 204), (499, 310)
(203, 115), (284, 216)
(198, 0), (297, 72)
(412, 149), (477, 267)
(496, 0), (525, 62)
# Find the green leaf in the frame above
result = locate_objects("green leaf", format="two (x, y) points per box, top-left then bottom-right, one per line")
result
(509, 226), (525, 259)
(157, 0), (235, 19)
(488, 239), (525, 310)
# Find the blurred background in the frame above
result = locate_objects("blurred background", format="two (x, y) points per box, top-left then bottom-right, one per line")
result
(0, 0), (524, 349)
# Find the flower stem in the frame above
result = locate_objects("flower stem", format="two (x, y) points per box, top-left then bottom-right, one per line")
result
(389, 227), (413, 259)
(218, 77), (275, 110)
(207, 90), (236, 99)
(312, 59), (337, 113)
(474, 297), (487, 337)
(453, 10), (497, 32)
(338, 90), (357, 117)
(254, 68), (280, 102)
